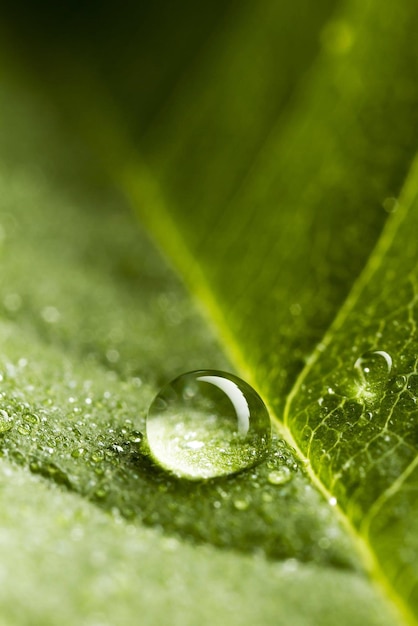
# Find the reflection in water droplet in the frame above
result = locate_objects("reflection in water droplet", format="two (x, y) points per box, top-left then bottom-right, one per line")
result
(354, 350), (392, 395)
(146, 370), (271, 480)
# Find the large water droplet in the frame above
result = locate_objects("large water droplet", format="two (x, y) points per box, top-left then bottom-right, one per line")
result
(146, 370), (271, 480)
(354, 350), (392, 393)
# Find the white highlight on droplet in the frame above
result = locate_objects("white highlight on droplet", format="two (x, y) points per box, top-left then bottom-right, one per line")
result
(197, 375), (250, 435)
(185, 441), (204, 450)
(371, 350), (392, 372)
(354, 350), (392, 374)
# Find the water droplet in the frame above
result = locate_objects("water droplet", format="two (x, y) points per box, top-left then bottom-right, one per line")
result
(393, 375), (407, 390)
(233, 498), (250, 511)
(318, 537), (331, 550)
(146, 370), (271, 480)
(91, 450), (105, 463)
(106, 349), (120, 363)
(23, 412), (39, 425)
(354, 350), (392, 393)
(17, 424), (31, 436)
(94, 487), (108, 499)
(0, 410), (13, 434)
(71, 447), (85, 458)
(41, 306), (60, 324)
(329, 497), (337, 506)
(382, 196), (398, 214)
(267, 468), (292, 485)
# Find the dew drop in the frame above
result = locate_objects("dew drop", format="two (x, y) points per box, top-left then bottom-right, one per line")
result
(267, 468), (292, 486)
(94, 487), (108, 499)
(17, 424), (31, 436)
(0, 409), (13, 434)
(71, 447), (85, 458)
(233, 498), (250, 511)
(393, 375), (407, 390)
(382, 196), (398, 214)
(23, 412), (39, 425)
(354, 350), (392, 393)
(146, 370), (271, 480)
(91, 450), (105, 463)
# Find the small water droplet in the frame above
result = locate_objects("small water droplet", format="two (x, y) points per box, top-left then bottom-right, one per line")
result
(393, 375), (407, 390)
(290, 303), (302, 316)
(106, 348), (120, 363)
(354, 350), (392, 393)
(146, 370), (271, 480)
(41, 306), (60, 324)
(91, 450), (105, 463)
(234, 498), (250, 511)
(267, 468), (292, 485)
(0, 410), (13, 434)
(130, 431), (143, 444)
(71, 447), (85, 458)
(23, 412), (39, 425)
(17, 424), (31, 436)
(94, 487), (108, 499)
(382, 196), (398, 214)
(329, 497), (337, 506)
(318, 537), (331, 550)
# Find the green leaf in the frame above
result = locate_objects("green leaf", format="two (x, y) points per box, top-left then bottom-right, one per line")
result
(0, 0), (418, 624)
(0, 77), (389, 626)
